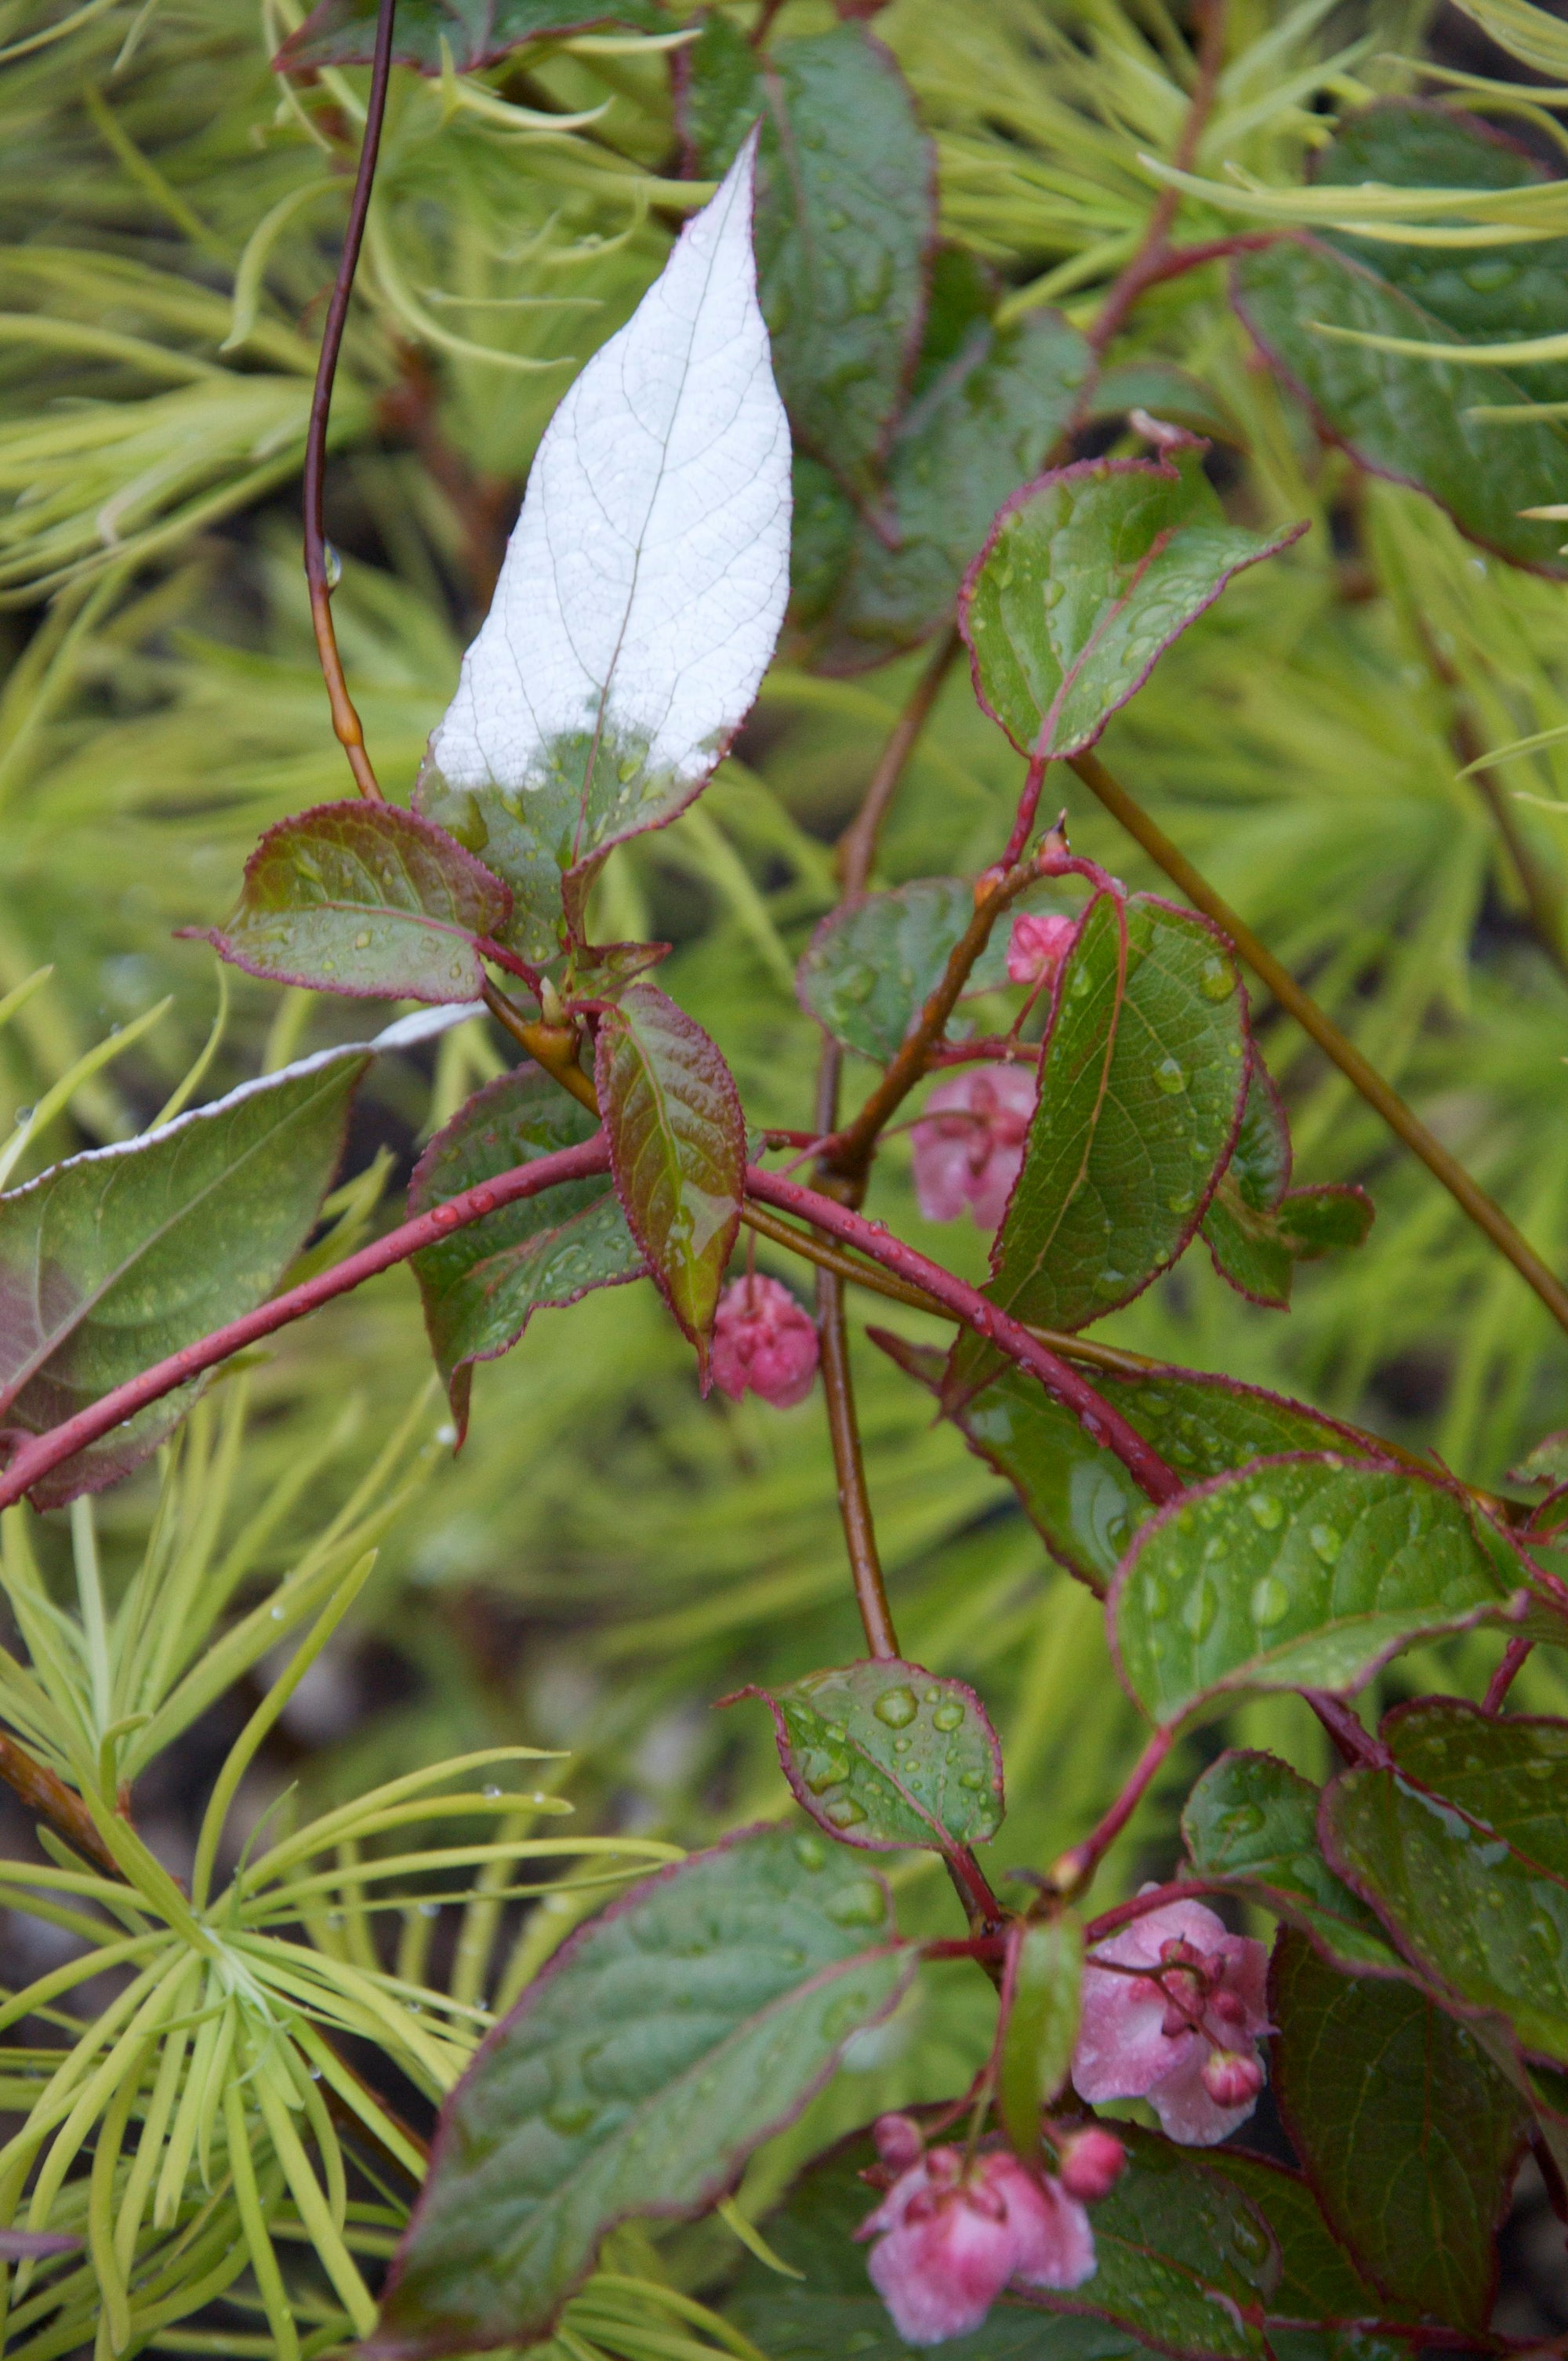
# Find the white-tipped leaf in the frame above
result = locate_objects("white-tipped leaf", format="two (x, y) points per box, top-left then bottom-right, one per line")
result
(416, 131), (791, 961)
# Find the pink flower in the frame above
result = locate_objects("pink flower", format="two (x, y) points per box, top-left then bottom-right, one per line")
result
(911, 1066), (1037, 1231)
(860, 2145), (1095, 2348)
(1071, 1897), (1269, 2145)
(1007, 911), (1077, 988)
(1057, 2126), (1127, 2202)
(710, 1277), (818, 1408)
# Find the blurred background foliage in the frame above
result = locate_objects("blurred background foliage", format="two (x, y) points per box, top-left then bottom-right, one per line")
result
(9, 0), (1568, 2343)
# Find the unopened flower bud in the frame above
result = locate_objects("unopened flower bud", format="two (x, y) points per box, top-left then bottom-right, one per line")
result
(1007, 910), (1076, 988)
(710, 1277), (818, 1408)
(873, 2113), (925, 2175)
(975, 863), (1008, 904)
(1201, 2049), (1265, 2109)
(1056, 2127), (1126, 2203)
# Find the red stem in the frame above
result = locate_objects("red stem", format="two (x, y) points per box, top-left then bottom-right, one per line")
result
(1303, 1691), (1388, 1767)
(0, 1137), (611, 1512)
(300, 0), (396, 801)
(1049, 1726), (1174, 1896)
(744, 1166), (1181, 1503)
(1081, 1875), (1231, 1945)
(1484, 1638), (1534, 1714)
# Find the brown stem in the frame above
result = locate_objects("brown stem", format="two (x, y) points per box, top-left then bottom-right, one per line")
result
(1070, 746), (1568, 1339)
(482, 979), (599, 1113)
(835, 630), (961, 897)
(1087, 0), (1228, 355)
(0, 1732), (119, 1876)
(300, 0), (396, 801)
(818, 1270), (898, 1658)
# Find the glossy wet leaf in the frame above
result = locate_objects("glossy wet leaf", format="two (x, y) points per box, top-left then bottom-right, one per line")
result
(1318, 101), (1568, 407)
(814, 312), (1091, 669)
(1000, 1917), (1082, 2163)
(947, 892), (1249, 1385)
(1202, 1177), (1374, 1310)
(877, 1333), (1352, 1594)
(1181, 1751), (1401, 1973)
(1202, 2152), (1391, 2324)
(1112, 1455), (1537, 1731)
(1231, 237), (1568, 575)
(278, 0), (666, 72)
(196, 801), (510, 1004)
(727, 1656), (1004, 1854)
(797, 879), (1011, 1063)
(376, 1826), (912, 2357)
(1322, 1698), (1568, 2065)
(409, 1067), (644, 1443)
(1033, 2125), (1277, 2361)
(595, 981), (744, 1372)
(726, 2134), (1155, 2361)
(1270, 1930), (1526, 2327)
(0, 1045), (366, 1506)
(960, 453), (1303, 762)
(415, 140), (789, 961)
(681, 21), (933, 494)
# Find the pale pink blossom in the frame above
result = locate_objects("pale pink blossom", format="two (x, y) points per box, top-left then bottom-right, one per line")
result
(710, 1277), (818, 1407)
(911, 1066), (1037, 1231)
(1007, 911), (1077, 989)
(860, 2145), (1095, 2348)
(1056, 2126), (1127, 2202)
(1072, 1896), (1269, 2145)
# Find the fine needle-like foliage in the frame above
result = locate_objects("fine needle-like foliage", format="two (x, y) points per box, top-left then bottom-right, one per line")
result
(13, 0), (1568, 2354)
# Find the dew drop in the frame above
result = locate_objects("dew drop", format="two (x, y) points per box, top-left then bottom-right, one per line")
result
(1094, 1269), (1128, 1297)
(970, 1814), (997, 1841)
(959, 1767), (986, 1789)
(924, 1687), (941, 1703)
(1182, 1578), (1217, 1641)
(353, 929), (371, 951)
(826, 1796), (868, 1829)
(794, 1834), (828, 1870)
(1199, 957), (1235, 1001)
(1247, 1491), (1283, 1531)
(892, 1734), (913, 1756)
(873, 1686), (919, 1728)
(1218, 1802), (1266, 1838)
(802, 1749), (851, 1794)
(932, 1700), (964, 1732)
(826, 1876), (886, 1927)
(1231, 2215), (1270, 2269)
(1167, 1188), (1196, 1213)
(1144, 1572), (1170, 1616)
(1250, 1575), (1290, 1629)
(1309, 1524), (1343, 1565)
(270, 1604), (285, 1621)
(546, 2098), (596, 2135)
(1155, 1058), (1186, 1094)
(483, 1783), (502, 1797)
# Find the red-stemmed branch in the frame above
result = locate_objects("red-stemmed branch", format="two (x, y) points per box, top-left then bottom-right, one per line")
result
(299, 0), (397, 801)
(1047, 1725), (1175, 1898)
(0, 1137), (612, 1513)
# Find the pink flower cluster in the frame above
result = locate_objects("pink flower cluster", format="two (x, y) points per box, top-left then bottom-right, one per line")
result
(1072, 1897), (1270, 2145)
(858, 2119), (1098, 2348)
(710, 1277), (818, 1407)
(1007, 910), (1077, 988)
(911, 1066), (1036, 1231)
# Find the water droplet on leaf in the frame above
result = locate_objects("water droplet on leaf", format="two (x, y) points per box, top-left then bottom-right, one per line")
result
(1250, 1575), (1290, 1629)
(932, 1700), (964, 1732)
(1247, 1491), (1283, 1531)
(874, 1686), (918, 1728)
(1309, 1524), (1342, 1564)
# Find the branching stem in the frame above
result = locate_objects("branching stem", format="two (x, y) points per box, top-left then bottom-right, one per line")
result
(1087, 0), (1228, 355)
(1483, 1637), (1534, 1713)
(300, 0), (396, 801)
(817, 1269), (898, 1658)
(1070, 746), (1568, 1339)
(1049, 1726), (1174, 1897)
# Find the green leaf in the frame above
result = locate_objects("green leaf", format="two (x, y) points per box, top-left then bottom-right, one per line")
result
(375, 1826), (912, 2358)
(1201, 2150), (1392, 2323)
(1318, 101), (1568, 407)
(1320, 1698), (1568, 2065)
(1269, 1929), (1526, 2328)
(408, 1068), (645, 1443)
(1181, 1751), (1402, 1973)
(877, 1332), (1356, 1594)
(960, 452), (1304, 762)
(1000, 1917), (1083, 2163)
(726, 2133), (1153, 2361)
(814, 311), (1091, 670)
(0, 1047), (366, 1506)
(797, 879), (1012, 1063)
(725, 1657), (1004, 1854)
(683, 22), (935, 493)
(194, 801), (510, 1004)
(277, 0), (667, 72)
(1033, 2124), (1278, 2361)
(1112, 1455), (1540, 1731)
(1231, 237), (1568, 575)
(1086, 365), (1246, 449)
(789, 456), (860, 634)
(947, 892), (1250, 1381)
(1202, 1178), (1374, 1309)
(594, 981), (744, 1372)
